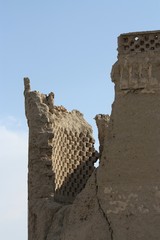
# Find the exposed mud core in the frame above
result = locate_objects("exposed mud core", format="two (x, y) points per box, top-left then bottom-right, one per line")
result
(25, 30), (160, 240)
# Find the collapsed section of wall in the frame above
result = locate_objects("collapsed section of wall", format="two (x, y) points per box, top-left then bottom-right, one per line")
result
(24, 78), (98, 239)
(24, 78), (98, 204)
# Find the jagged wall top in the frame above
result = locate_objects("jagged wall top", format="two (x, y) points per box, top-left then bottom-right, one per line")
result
(24, 78), (98, 204)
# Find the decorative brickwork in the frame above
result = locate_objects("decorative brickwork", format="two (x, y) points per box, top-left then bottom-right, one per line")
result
(118, 30), (160, 55)
(53, 127), (97, 203)
(111, 30), (160, 92)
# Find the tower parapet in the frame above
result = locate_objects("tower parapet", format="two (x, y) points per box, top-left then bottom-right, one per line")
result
(118, 30), (160, 55)
(112, 30), (160, 92)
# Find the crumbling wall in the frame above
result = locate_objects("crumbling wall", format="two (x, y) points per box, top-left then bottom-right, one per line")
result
(24, 79), (98, 239)
(25, 30), (160, 240)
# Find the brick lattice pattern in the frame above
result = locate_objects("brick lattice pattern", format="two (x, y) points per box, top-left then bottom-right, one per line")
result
(53, 127), (98, 203)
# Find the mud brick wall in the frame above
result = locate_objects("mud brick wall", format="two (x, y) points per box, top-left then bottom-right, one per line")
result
(24, 79), (98, 204)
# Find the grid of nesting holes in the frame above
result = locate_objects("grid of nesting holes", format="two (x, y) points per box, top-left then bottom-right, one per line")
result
(121, 34), (160, 53)
(54, 129), (97, 200)
(58, 156), (96, 199)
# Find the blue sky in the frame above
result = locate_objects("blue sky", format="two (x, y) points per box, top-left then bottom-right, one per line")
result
(1, 1), (160, 239)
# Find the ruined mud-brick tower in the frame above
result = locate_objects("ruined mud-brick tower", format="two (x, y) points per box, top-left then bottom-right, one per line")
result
(97, 30), (160, 239)
(24, 30), (160, 240)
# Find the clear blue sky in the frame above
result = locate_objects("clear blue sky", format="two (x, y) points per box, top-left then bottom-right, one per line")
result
(1, 1), (160, 239)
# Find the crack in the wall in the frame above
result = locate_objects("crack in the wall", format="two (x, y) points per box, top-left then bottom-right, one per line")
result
(45, 205), (62, 240)
(94, 171), (113, 240)
(45, 205), (69, 240)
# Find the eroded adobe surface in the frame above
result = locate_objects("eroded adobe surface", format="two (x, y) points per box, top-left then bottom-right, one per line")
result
(25, 30), (160, 240)
(24, 79), (98, 239)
